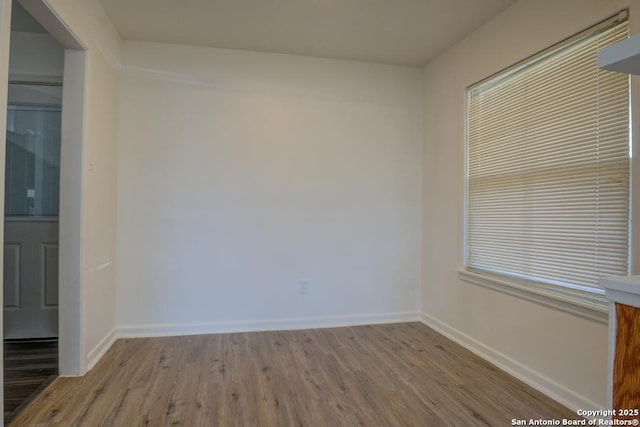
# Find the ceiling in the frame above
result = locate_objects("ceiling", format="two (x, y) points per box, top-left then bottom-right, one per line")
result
(99, 0), (516, 67)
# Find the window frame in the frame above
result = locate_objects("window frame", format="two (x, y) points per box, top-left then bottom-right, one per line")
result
(459, 11), (633, 318)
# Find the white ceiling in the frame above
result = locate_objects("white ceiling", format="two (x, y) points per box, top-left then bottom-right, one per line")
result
(99, 0), (516, 67)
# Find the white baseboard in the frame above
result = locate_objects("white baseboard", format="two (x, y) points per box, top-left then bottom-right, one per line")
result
(85, 327), (117, 372)
(117, 311), (421, 338)
(420, 312), (600, 413)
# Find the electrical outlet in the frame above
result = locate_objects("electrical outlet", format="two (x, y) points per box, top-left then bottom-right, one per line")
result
(299, 280), (310, 295)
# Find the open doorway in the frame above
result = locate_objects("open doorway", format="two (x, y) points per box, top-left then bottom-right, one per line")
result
(3, 2), (62, 419)
(0, 0), (88, 419)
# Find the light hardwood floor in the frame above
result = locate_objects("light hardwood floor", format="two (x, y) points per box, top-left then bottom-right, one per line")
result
(10, 322), (578, 426)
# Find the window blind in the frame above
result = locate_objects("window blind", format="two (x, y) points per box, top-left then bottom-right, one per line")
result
(466, 15), (630, 291)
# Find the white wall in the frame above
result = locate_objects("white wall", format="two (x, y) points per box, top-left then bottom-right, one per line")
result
(8, 31), (62, 81)
(116, 41), (423, 335)
(421, 0), (639, 411)
(36, 0), (121, 372)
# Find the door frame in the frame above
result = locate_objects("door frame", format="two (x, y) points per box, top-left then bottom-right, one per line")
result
(0, 0), (89, 386)
(0, 0), (14, 416)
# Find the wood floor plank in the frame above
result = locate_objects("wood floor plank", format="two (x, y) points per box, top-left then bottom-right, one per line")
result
(4, 339), (58, 419)
(9, 322), (579, 426)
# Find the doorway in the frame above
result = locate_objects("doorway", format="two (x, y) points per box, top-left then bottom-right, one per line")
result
(0, 0), (88, 419)
(3, 2), (62, 419)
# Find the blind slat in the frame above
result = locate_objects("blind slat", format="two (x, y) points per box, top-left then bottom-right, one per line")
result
(466, 17), (630, 290)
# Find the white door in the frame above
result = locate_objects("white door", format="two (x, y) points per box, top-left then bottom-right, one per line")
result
(3, 83), (61, 339)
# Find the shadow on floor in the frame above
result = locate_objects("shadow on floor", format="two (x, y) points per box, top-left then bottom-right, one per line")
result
(4, 338), (58, 424)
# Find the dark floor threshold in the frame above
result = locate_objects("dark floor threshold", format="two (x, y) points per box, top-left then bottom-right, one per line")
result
(5, 374), (57, 425)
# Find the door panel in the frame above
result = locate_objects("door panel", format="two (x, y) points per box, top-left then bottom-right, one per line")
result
(4, 219), (58, 338)
(3, 243), (20, 309)
(42, 243), (58, 307)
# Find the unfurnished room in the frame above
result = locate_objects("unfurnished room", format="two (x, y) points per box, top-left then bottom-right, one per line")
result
(0, 0), (639, 426)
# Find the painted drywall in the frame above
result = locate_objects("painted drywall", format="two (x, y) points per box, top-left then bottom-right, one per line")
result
(8, 31), (62, 80)
(34, 0), (121, 373)
(421, 0), (638, 411)
(116, 41), (423, 333)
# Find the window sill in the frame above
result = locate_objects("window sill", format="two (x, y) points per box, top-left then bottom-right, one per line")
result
(457, 269), (609, 324)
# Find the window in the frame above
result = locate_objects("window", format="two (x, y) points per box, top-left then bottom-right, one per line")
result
(5, 84), (62, 217)
(463, 13), (630, 310)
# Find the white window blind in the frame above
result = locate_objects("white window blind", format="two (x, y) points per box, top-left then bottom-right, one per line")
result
(466, 15), (630, 293)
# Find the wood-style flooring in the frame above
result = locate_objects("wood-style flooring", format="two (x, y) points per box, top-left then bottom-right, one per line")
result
(4, 339), (58, 420)
(10, 323), (577, 426)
